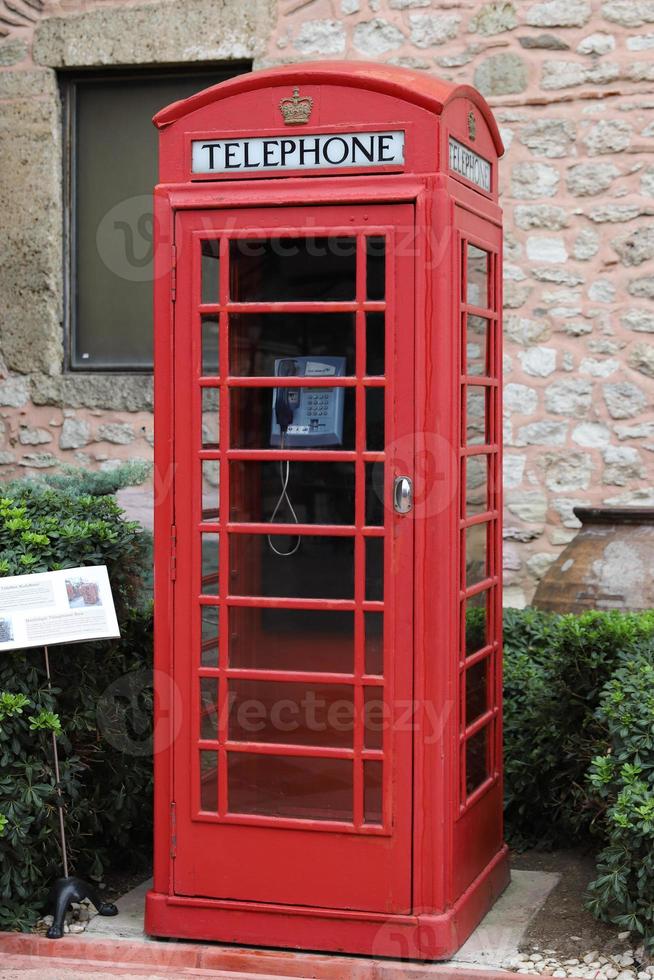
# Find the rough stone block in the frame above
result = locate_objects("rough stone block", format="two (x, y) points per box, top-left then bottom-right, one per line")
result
(518, 34), (569, 49)
(409, 13), (461, 47)
(505, 315), (552, 346)
(602, 445), (645, 485)
(294, 19), (346, 55)
(612, 225), (654, 267)
(474, 52), (528, 96)
(60, 418), (91, 450)
(511, 162), (560, 199)
(0, 376), (30, 407)
(514, 204), (569, 230)
(628, 342), (654, 378)
(601, 1), (654, 28)
(518, 346), (557, 377)
(505, 382), (539, 415)
(577, 32), (616, 54)
(525, 0), (591, 28)
(565, 161), (619, 196)
(517, 420), (568, 445)
(507, 491), (548, 523)
(545, 378), (593, 417)
(603, 381), (647, 418)
(468, 1), (518, 35)
(353, 18), (405, 55)
(571, 423), (611, 447)
(31, 374), (154, 412)
(583, 119), (631, 155)
(519, 118), (576, 158)
(0, 38), (27, 66)
(541, 59), (619, 89)
(540, 452), (593, 492)
(96, 422), (136, 445)
(34, 0), (275, 66)
(629, 277), (654, 299)
(621, 309), (654, 333)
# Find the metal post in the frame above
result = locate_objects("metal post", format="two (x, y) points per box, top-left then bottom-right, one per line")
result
(43, 645), (69, 880)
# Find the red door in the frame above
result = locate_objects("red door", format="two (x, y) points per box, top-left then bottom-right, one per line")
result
(172, 203), (414, 913)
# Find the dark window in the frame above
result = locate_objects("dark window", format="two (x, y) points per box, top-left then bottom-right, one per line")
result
(63, 65), (250, 371)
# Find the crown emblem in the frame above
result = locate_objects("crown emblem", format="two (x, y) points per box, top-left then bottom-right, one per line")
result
(468, 110), (476, 141)
(279, 87), (313, 125)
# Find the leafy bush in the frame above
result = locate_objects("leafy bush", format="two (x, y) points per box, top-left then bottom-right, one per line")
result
(503, 608), (654, 847)
(586, 646), (654, 949)
(0, 472), (153, 928)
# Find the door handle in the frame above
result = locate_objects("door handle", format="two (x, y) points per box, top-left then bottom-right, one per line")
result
(393, 476), (413, 515)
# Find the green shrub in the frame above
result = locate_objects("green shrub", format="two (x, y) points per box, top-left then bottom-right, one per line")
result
(586, 646), (654, 949)
(503, 608), (654, 847)
(0, 473), (153, 928)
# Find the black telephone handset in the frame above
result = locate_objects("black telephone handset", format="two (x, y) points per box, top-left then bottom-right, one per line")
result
(273, 358), (300, 436)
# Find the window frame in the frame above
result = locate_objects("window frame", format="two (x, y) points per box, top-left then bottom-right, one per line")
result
(61, 63), (252, 374)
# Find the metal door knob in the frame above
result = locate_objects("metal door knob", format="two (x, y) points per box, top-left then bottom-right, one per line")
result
(393, 476), (413, 514)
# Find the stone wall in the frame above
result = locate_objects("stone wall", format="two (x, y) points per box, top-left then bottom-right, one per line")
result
(1, 0), (653, 605)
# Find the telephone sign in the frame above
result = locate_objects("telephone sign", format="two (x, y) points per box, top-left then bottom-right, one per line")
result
(148, 61), (506, 961)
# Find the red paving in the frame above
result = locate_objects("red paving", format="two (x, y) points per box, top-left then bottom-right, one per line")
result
(0, 932), (522, 980)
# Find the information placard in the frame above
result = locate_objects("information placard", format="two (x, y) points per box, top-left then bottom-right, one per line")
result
(0, 566), (120, 651)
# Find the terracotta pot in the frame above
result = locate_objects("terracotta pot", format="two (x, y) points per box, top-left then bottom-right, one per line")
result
(533, 507), (654, 614)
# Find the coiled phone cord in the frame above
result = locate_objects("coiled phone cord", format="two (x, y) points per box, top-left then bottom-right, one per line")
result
(267, 432), (301, 557)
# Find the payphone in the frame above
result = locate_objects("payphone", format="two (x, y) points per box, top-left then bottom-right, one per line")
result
(148, 61), (506, 959)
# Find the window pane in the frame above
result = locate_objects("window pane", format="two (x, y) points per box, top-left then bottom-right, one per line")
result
(366, 236), (385, 300)
(465, 386), (490, 446)
(72, 68), (245, 369)
(201, 239), (220, 305)
(365, 462), (384, 526)
(228, 753), (353, 822)
(230, 460), (355, 525)
(465, 591), (489, 657)
(465, 455), (488, 517)
(202, 316), (219, 376)
(466, 315), (490, 377)
(200, 677), (218, 740)
(466, 657), (489, 727)
(201, 605), (219, 668)
(466, 725), (491, 796)
(366, 388), (385, 451)
(364, 760), (383, 825)
(229, 313), (355, 377)
(365, 611), (384, 675)
(365, 537), (384, 602)
(229, 607), (354, 673)
(465, 523), (488, 589)
(228, 679), (354, 748)
(201, 532), (219, 596)
(229, 236), (356, 302)
(366, 313), (385, 376)
(199, 751), (218, 812)
(364, 687), (384, 749)
(201, 388), (220, 450)
(466, 244), (489, 308)
(230, 387), (355, 451)
(229, 533), (354, 599)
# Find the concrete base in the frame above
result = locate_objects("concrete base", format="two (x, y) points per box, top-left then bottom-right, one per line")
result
(81, 867), (559, 971)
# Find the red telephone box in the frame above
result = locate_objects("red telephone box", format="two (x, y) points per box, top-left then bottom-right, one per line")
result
(147, 61), (507, 959)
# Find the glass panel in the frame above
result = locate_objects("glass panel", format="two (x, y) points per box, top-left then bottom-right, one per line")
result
(228, 753), (353, 822)
(465, 591), (489, 657)
(466, 244), (489, 308)
(229, 236), (356, 302)
(465, 523), (488, 589)
(201, 387), (220, 450)
(201, 315), (219, 376)
(466, 657), (489, 727)
(364, 760), (383, 825)
(365, 537), (384, 602)
(201, 605), (219, 667)
(229, 607), (354, 673)
(364, 687), (384, 750)
(366, 312), (385, 377)
(230, 387), (355, 450)
(201, 532), (219, 596)
(466, 724), (491, 796)
(465, 385), (489, 446)
(365, 611), (384, 675)
(365, 462), (384, 526)
(366, 388), (385, 451)
(199, 751), (218, 812)
(200, 677), (218, 740)
(466, 315), (490, 377)
(229, 313), (355, 377)
(229, 534), (354, 599)
(230, 460), (355, 525)
(228, 679), (354, 747)
(201, 459), (220, 523)
(465, 455), (488, 517)
(201, 239), (220, 305)
(366, 237), (386, 301)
